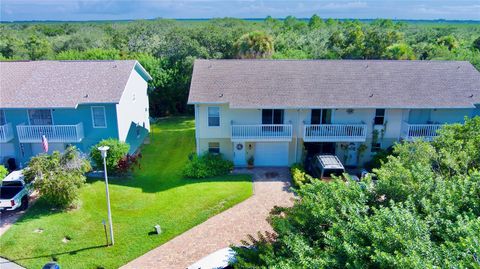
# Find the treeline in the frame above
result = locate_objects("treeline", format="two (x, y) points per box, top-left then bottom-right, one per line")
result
(1, 16), (480, 116)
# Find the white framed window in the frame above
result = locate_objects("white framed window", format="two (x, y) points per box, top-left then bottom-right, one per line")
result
(28, 109), (53, 125)
(374, 109), (386, 125)
(91, 106), (107, 128)
(208, 107), (220, 127)
(208, 142), (220, 154)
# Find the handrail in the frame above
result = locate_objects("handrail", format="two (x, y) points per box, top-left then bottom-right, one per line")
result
(231, 124), (293, 140)
(303, 124), (367, 142)
(402, 123), (442, 141)
(17, 123), (85, 143)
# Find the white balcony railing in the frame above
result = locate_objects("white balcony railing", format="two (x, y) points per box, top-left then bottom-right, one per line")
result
(0, 123), (14, 143)
(17, 123), (84, 143)
(402, 123), (442, 141)
(231, 124), (293, 141)
(303, 124), (367, 142)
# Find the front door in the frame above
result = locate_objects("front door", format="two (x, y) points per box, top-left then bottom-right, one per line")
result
(233, 142), (246, 166)
(346, 142), (357, 167)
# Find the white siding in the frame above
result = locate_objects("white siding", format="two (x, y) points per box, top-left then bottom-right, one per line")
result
(116, 67), (150, 142)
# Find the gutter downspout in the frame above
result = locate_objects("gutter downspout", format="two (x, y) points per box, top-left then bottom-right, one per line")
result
(295, 109), (300, 163)
(194, 104), (200, 155)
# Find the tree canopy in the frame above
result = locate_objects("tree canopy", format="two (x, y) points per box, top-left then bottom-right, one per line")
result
(1, 18), (479, 116)
(234, 117), (480, 268)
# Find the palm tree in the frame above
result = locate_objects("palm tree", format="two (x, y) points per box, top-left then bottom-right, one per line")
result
(234, 31), (274, 59)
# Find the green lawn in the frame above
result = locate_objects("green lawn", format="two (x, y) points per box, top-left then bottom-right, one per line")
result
(0, 117), (253, 269)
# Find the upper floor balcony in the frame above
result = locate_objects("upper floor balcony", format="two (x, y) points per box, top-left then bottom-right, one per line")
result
(0, 123), (14, 143)
(401, 122), (442, 141)
(303, 124), (367, 142)
(17, 123), (85, 143)
(231, 124), (293, 141)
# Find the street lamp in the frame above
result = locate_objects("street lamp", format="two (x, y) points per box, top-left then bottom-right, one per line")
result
(98, 146), (114, 246)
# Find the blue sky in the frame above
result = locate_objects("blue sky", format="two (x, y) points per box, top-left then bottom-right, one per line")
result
(1, 0), (479, 21)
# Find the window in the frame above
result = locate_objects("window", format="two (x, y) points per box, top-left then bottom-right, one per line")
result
(91, 106), (107, 128)
(0, 110), (5, 125)
(262, 109), (284, 124)
(311, 109), (332, 124)
(208, 142), (220, 154)
(371, 142), (382, 153)
(374, 109), (385, 125)
(28, 109), (53, 125)
(208, 107), (220, 127)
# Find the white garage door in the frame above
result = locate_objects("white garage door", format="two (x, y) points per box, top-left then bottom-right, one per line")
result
(254, 142), (289, 166)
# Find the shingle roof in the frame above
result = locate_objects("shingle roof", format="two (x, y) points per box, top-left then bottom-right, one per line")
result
(0, 60), (151, 108)
(188, 59), (480, 109)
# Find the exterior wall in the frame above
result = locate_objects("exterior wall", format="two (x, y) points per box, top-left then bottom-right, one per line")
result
(195, 104), (479, 167)
(116, 68), (151, 154)
(0, 104), (119, 165)
(197, 138), (233, 161)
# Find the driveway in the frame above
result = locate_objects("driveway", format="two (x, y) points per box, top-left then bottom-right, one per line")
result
(0, 192), (39, 237)
(122, 167), (295, 269)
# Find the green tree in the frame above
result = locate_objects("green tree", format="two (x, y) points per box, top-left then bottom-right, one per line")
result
(437, 35), (458, 51)
(25, 35), (51, 60)
(383, 43), (416, 60)
(308, 14), (324, 29)
(472, 36), (480, 51)
(234, 31), (274, 59)
(234, 117), (480, 268)
(26, 146), (91, 208)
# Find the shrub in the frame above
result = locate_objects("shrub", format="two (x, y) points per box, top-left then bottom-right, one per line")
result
(0, 165), (8, 179)
(290, 163), (313, 188)
(28, 146), (90, 208)
(117, 152), (142, 175)
(183, 152), (233, 179)
(90, 139), (130, 173)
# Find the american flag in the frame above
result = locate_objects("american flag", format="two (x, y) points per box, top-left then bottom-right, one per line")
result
(41, 135), (48, 153)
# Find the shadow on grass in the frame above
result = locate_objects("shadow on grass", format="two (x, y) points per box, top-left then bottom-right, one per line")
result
(86, 173), (253, 194)
(5, 244), (106, 262)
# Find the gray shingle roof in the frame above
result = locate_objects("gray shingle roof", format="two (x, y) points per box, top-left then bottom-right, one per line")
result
(0, 60), (151, 108)
(188, 59), (480, 109)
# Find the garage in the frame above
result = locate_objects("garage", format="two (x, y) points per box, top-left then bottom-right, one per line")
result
(254, 142), (289, 166)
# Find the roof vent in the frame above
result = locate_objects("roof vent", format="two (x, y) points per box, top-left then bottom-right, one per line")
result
(365, 64), (368, 69)
(84, 94), (89, 98)
(208, 64), (212, 69)
(468, 94), (474, 98)
(369, 93), (374, 98)
(219, 93), (224, 98)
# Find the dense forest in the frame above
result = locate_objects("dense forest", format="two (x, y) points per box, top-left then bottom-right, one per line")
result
(1, 16), (480, 116)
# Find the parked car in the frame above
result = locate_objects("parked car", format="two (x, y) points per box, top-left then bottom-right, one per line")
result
(187, 247), (236, 269)
(0, 170), (32, 211)
(309, 155), (359, 181)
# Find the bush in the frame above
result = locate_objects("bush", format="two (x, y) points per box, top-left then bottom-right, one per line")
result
(28, 146), (90, 208)
(90, 139), (130, 173)
(183, 152), (233, 179)
(290, 163), (313, 188)
(117, 153), (142, 175)
(0, 165), (8, 179)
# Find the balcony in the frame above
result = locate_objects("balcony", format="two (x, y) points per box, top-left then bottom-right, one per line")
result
(231, 124), (292, 141)
(401, 123), (442, 141)
(0, 123), (14, 143)
(303, 124), (367, 142)
(17, 123), (84, 143)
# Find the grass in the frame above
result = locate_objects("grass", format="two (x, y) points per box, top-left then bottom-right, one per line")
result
(0, 117), (253, 269)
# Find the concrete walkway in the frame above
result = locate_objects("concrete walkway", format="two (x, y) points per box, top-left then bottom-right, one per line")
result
(0, 258), (25, 269)
(122, 167), (295, 269)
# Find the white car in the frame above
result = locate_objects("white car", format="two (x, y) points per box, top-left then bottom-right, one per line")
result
(0, 170), (33, 211)
(187, 247), (236, 269)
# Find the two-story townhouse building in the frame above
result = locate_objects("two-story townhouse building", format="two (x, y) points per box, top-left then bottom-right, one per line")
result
(188, 59), (480, 167)
(0, 60), (152, 167)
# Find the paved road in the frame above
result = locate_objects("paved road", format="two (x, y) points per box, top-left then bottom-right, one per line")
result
(121, 167), (295, 269)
